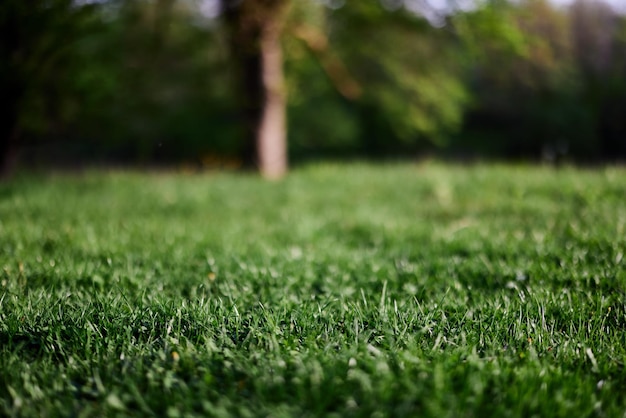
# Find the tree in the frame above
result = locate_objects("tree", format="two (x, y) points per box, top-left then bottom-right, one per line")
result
(329, 2), (469, 154)
(0, 0), (96, 178)
(452, 0), (588, 159)
(570, 0), (626, 159)
(221, 0), (290, 179)
(221, 0), (471, 175)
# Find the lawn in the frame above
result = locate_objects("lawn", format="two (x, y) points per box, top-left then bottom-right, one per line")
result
(1, 163), (625, 417)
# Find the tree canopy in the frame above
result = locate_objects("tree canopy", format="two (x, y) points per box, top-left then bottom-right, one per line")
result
(1, 0), (625, 176)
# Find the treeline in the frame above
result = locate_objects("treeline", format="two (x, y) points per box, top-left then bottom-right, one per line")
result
(1, 0), (625, 174)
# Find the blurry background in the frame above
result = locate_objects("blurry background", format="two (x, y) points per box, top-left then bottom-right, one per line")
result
(1, 0), (625, 176)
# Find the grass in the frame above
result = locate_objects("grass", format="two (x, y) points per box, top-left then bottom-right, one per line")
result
(1, 162), (626, 417)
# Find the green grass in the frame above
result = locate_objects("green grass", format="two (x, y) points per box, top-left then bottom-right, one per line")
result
(1, 163), (626, 417)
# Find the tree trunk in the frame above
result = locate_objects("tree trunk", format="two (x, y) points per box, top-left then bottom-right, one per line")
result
(257, 20), (287, 179)
(222, 0), (288, 179)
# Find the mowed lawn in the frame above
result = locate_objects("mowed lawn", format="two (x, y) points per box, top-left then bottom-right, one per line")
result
(1, 163), (626, 417)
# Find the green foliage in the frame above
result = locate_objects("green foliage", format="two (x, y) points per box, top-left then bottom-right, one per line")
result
(2, 164), (626, 416)
(4, 0), (244, 164)
(330, 2), (469, 149)
(0, 0), (99, 137)
(68, 1), (243, 160)
(3, 0), (626, 166)
(452, 0), (626, 160)
(284, 1), (362, 157)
